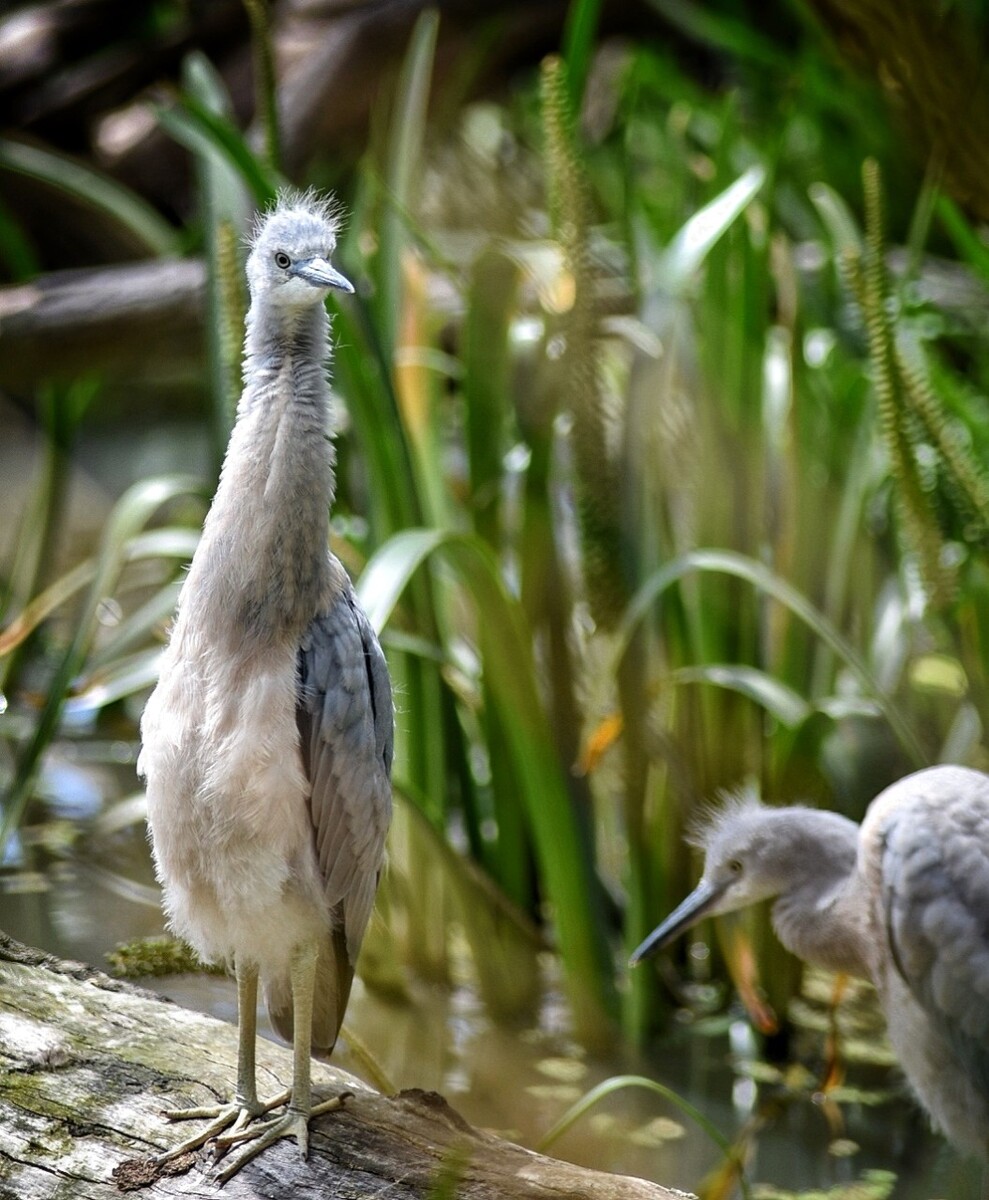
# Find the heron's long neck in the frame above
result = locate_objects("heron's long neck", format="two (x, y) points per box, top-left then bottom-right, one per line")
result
(192, 299), (338, 644)
(758, 810), (871, 979)
(772, 866), (872, 980)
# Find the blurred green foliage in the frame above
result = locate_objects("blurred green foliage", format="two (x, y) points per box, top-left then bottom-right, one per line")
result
(4, 0), (989, 1070)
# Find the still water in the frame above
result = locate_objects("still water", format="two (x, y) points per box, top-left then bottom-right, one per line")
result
(0, 739), (983, 1200)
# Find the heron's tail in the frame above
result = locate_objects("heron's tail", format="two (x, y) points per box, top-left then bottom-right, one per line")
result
(265, 926), (354, 1058)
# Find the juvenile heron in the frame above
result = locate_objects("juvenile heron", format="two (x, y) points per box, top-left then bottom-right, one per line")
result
(631, 765), (989, 1162)
(139, 192), (393, 1181)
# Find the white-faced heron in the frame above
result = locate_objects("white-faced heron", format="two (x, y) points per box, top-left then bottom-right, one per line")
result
(631, 765), (989, 1163)
(139, 192), (393, 1181)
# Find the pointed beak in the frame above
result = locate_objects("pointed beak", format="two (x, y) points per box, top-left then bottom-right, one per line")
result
(291, 257), (355, 294)
(629, 877), (725, 967)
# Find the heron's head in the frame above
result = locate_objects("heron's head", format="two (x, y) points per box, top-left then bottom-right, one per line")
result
(630, 789), (858, 965)
(246, 191), (354, 310)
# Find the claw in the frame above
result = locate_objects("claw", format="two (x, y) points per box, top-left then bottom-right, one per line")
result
(155, 1089), (291, 1165)
(211, 1090), (351, 1185)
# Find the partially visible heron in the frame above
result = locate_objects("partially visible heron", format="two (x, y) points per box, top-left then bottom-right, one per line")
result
(630, 765), (989, 1163)
(139, 192), (393, 1182)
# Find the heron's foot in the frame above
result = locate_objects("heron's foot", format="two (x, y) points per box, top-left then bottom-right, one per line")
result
(212, 1091), (352, 1185)
(156, 1089), (291, 1164)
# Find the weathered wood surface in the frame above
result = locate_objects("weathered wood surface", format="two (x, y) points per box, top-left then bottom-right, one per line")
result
(0, 259), (205, 394)
(0, 935), (692, 1200)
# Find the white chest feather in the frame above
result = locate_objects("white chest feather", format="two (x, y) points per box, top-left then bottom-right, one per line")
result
(139, 615), (324, 969)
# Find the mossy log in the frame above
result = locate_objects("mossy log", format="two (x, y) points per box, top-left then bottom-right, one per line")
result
(0, 934), (692, 1200)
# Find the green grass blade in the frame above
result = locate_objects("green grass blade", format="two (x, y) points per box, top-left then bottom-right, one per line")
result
(376, 8), (439, 358)
(358, 528), (617, 1034)
(0, 138), (179, 257)
(937, 194), (989, 282)
(241, 0), (281, 173)
(615, 548), (926, 766)
(396, 778), (543, 1019)
(0, 476), (204, 859)
(0, 380), (94, 652)
(643, 0), (787, 71)
(0, 192), (39, 278)
(155, 89), (279, 209)
(809, 180), (863, 256)
(1, 529), (199, 660)
(561, 0), (604, 110)
(332, 296), (425, 539)
(671, 663), (812, 727)
(67, 648), (164, 714)
(0, 561), (94, 658)
(658, 163), (765, 294)
(535, 1073), (749, 1197)
(463, 248), (520, 545)
(85, 579), (184, 670)
(173, 52), (261, 452)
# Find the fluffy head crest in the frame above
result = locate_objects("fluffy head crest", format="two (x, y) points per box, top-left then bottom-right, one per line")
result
(686, 784), (764, 852)
(244, 188), (352, 308)
(249, 188), (345, 249)
(248, 189), (345, 261)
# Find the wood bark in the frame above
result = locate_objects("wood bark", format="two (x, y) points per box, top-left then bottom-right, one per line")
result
(0, 258), (205, 395)
(0, 934), (692, 1200)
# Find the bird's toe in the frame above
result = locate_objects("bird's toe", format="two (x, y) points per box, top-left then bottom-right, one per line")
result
(210, 1092), (350, 1183)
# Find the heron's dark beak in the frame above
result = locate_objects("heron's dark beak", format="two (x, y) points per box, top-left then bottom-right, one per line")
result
(293, 257), (355, 294)
(629, 877), (725, 967)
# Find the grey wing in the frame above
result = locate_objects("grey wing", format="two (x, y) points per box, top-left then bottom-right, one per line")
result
(297, 583), (393, 964)
(879, 765), (989, 1095)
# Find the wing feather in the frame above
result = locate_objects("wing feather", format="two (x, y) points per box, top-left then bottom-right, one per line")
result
(878, 766), (989, 1095)
(297, 582), (393, 964)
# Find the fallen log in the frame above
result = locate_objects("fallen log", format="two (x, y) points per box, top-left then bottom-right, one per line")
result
(0, 934), (693, 1200)
(0, 258), (205, 396)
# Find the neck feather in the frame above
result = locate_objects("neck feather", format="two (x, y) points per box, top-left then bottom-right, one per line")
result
(772, 864), (872, 979)
(188, 299), (337, 644)
(740, 809), (871, 979)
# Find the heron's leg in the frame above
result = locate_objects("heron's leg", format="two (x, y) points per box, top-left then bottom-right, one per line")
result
(156, 959), (288, 1163)
(226, 960), (293, 1128)
(212, 939), (350, 1184)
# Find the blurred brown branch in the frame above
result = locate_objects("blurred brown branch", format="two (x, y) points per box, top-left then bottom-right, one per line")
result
(807, 0), (989, 220)
(0, 258), (205, 393)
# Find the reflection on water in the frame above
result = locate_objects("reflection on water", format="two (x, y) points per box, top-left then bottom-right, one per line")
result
(0, 751), (984, 1200)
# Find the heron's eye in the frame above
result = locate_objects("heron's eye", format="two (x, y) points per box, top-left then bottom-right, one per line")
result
(728, 859), (743, 875)
(274, 251), (291, 270)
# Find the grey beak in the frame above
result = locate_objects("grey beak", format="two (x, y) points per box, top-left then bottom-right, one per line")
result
(629, 877), (724, 966)
(292, 256), (355, 294)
